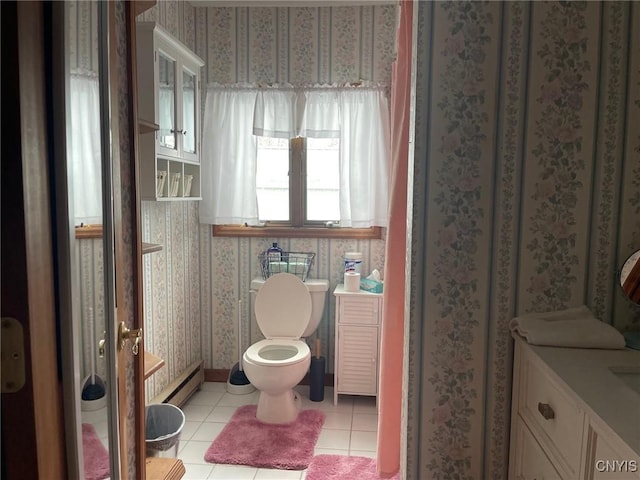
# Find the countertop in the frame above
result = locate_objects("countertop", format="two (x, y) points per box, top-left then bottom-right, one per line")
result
(333, 283), (383, 296)
(518, 336), (640, 455)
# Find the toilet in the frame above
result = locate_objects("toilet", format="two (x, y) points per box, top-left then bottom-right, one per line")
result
(243, 273), (328, 424)
(249, 276), (330, 338)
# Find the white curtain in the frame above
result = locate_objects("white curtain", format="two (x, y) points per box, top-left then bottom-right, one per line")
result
(69, 73), (102, 226)
(253, 87), (299, 139)
(200, 84), (390, 227)
(337, 87), (390, 227)
(200, 85), (260, 225)
(299, 88), (341, 138)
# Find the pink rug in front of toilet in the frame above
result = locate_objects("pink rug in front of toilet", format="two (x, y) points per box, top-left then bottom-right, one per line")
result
(204, 404), (325, 470)
(305, 455), (401, 480)
(82, 423), (110, 480)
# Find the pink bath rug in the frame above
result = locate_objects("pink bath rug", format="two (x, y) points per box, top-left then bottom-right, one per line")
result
(204, 404), (325, 470)
(82, 423), (110, 480)
(305, 455), (401, 480)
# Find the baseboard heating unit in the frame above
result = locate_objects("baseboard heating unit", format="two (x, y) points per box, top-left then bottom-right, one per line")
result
(149, 360), (204, 407)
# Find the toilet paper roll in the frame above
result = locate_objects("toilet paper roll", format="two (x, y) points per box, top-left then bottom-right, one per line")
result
(344, 272), (361, 292)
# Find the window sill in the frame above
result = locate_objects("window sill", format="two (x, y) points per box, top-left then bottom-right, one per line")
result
(212, 225), (383, 240)
(75, 225), (103, 239)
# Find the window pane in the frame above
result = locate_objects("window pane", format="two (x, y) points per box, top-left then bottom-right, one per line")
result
(306, 137), (340, 222)
(158, 53), (176, 150)
(256, 136), (289, 221)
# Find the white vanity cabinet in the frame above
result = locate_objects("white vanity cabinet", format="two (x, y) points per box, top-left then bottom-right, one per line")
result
(136, 22), (204, 201)
(333, 285), (382, 405)
(509, 335), (640, 480)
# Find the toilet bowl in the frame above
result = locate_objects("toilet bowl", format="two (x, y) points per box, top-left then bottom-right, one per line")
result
(243, 273), (313, 423)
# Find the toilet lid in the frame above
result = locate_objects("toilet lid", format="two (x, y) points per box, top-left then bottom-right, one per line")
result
(255, 273), (312, 339)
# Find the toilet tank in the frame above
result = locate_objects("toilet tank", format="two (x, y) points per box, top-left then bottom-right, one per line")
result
(251, 277), (329, 337)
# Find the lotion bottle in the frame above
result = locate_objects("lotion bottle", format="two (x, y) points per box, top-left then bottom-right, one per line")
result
(267, 242), (283, 261)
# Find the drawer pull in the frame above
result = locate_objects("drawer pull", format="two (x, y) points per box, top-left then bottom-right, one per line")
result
(537, 402), (555, 420)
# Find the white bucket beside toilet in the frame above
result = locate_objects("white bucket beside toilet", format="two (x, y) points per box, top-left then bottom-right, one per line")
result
(243, 273), (315, 423)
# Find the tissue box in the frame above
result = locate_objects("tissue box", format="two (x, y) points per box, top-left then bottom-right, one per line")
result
(360, 278), (383, 293)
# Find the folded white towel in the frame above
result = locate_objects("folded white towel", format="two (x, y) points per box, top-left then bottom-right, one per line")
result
(509, 305), (625, 349)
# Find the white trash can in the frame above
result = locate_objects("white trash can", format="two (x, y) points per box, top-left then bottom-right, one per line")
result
(145, 403), (185, 458)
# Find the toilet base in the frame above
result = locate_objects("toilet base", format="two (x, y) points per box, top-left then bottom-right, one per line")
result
(255, 388), (301, 424)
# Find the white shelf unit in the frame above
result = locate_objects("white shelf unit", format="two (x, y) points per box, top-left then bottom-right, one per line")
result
(333, 285), (383, 405)
(136, 22), (204, 201)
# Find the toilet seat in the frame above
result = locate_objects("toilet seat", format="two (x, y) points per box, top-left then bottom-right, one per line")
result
(244, 339), (310, 367)
(254, 273), (312, 339)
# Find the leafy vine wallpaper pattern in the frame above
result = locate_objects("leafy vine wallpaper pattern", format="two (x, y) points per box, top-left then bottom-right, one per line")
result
(427, 1), (493, 476)
(137, 3), (395, 399)
(136, 1), (639, 478)
(408, 2), (639, 479)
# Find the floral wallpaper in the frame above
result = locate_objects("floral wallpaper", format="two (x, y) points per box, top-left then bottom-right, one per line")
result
(138, 1), (202, 403)
(77, 239), (107, 386)
(130, 1), (639, 478)
(407, 2), (640, 479)
(193, 4), (395, 372)
(194, 4), (397, 85)
(198, 236), (385, 375)
(141, 201), (202, 401)
(135, 2), (396, 396)
(425, 1), (497, 477)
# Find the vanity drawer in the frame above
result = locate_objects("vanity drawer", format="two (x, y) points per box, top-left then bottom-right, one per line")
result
(510, 415), (562, 480)
(519, 352), (584, 477)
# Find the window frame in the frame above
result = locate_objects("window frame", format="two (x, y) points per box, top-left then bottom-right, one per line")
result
(212, 137), (382, 239)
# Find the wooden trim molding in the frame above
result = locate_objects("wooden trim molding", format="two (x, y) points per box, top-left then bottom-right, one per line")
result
(125, 2), (146, 479)
(212, 224), (383, 239)
(75, 224), (104, 239)
(1, 3), (66, 477)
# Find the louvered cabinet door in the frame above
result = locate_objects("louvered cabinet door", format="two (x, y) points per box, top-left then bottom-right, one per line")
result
(336, 324), (379, 395)
(333, 285), (383, 405)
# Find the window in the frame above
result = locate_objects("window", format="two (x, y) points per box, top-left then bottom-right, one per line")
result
(201, 84), (390, 239)
(256, 137), (340, 226)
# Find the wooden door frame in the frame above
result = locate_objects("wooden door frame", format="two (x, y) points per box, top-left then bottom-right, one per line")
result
(124, 1), (148, 476)
(108, 1), (145, 478)
(1, 2), (147, 478)
(1, 2), (66, 478)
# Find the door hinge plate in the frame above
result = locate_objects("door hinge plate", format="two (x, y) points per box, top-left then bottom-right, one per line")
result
(1, 317), (26, 393)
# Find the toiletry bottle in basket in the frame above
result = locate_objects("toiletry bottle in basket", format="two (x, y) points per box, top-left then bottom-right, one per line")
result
(267, 242), (284, 274)
(267, 242), (283, 261)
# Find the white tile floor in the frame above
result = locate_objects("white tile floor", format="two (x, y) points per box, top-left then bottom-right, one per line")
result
(177, 382), (379, 480)
(81, 406), (110, 449)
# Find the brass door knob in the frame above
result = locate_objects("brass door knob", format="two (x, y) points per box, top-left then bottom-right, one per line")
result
(118, 321), (143, 355)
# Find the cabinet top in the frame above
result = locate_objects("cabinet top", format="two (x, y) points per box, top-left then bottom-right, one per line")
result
(334, 284), (382, 297)
(137, 21), (205, 67)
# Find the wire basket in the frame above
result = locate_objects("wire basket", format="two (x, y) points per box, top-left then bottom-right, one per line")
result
(258, 251), (316, 282)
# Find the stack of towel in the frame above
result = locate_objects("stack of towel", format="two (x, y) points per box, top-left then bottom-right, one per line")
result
(509, 305), (625, 349)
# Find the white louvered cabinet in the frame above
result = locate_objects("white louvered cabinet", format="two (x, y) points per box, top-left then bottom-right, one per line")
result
(333, 285), (382, 405)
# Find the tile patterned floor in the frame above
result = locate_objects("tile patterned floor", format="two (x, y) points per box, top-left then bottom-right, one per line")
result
(81, 405), (110, 449)
(177, 382), (379, 480)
